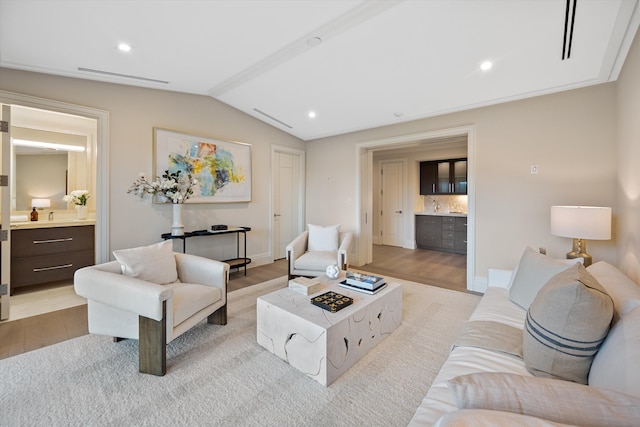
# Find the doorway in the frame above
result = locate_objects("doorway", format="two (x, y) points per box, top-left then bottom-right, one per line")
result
(0, 91), (109, 321)
(356, 125), (476, 291)
(271, 146), (305, 261)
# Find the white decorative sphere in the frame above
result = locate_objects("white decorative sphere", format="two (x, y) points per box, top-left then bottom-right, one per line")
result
(326, 264), (340, 280)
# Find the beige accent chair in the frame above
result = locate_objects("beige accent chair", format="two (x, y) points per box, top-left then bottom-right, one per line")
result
(286, 225), (353, 279)
(74, 242), (229, 376)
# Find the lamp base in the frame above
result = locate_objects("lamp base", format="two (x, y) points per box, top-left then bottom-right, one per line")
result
(566, 238), (592, 267)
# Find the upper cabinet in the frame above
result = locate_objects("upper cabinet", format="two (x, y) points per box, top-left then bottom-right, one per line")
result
(420, 158), (467, 195)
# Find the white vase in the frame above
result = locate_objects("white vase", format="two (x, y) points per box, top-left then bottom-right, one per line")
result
(76, 205), (88, 220)
(171, 203), (184, 236)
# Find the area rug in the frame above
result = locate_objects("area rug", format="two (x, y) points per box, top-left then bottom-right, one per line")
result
(0, 276), (480, 427)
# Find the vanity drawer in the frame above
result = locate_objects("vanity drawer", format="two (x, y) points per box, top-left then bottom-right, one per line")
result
(11, 225), (94, 257)
(11, 250), (95, 288)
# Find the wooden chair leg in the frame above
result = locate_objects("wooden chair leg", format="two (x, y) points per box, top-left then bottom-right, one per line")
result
(138, 301), (167, 376)
(208, 304), (227, 325)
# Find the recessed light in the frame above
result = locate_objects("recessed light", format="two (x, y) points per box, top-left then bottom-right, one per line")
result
(117, 43), (132, 52)
(308, 111), (317, 119)
(307, 37), (322, 47)
(480, 60), (493, 71)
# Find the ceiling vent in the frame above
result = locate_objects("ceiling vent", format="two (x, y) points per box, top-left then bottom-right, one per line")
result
(562, 0), (578, 60)
(78, 67), (169, 84)
(253, 108), (293, 129)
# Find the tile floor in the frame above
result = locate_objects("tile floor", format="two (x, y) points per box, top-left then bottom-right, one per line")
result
(6, 281), (86, 322)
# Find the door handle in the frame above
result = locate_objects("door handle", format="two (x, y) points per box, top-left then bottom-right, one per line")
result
(395, 210), (402, 214)
(273, 214), (281, 217)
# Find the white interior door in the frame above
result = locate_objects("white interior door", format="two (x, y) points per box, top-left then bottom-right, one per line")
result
(381, 160), (404, 247)
(1, 105), (11, 320)
(272, 147), (304, 260)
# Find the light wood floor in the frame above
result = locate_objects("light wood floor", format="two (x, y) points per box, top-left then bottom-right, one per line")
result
(0, 245), (466, 360)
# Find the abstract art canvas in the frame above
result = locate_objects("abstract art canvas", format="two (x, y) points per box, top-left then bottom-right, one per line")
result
(154, 128), (252, 203)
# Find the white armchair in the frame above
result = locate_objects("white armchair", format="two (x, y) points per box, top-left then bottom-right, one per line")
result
(286, 226), (353, 279)
(74, 244), (229, 376)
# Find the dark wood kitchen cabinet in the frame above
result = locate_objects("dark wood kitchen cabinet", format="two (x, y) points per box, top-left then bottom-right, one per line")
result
(420, 158), (467, 195)
(415, 215), (467, 255)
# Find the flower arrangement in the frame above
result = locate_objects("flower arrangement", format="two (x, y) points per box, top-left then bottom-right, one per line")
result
(63, 189), (90, 206)
(128, 170), (197, 204)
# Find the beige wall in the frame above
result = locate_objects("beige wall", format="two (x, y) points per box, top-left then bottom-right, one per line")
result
(616, 30), (640, 283)
(306, 81), (620, 288)
(0, 69), (304, 264)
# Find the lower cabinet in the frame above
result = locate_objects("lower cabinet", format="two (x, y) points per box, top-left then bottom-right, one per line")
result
(11, 225), (95, 292)
(416, 215), (467, 255)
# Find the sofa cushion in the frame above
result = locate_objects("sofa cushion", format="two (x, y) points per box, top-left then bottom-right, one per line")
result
(523, 264), (613, 384)
(172, 283), (222, 326)
(307, 224), (340, 251)
(508, 247), (580, 310)
(589, 305), (640, 398)
(435, 409), (574, 427)
(587, 261), (640, 321)
(447, 372), (640, 427)
(113, 240), (178, 285)
(295, 251), (337, 271)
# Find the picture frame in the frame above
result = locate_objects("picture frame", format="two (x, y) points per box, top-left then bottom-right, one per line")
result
(153, 128), (252, 203)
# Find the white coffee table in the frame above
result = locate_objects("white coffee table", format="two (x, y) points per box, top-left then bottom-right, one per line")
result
(256, 276), (402, 386)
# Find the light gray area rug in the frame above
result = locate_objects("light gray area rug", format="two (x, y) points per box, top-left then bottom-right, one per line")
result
(1, 276), (480, 427)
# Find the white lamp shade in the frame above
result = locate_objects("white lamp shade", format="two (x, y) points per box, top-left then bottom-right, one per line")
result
(31, 198), (51, 208)
(550, 206), (611, 240)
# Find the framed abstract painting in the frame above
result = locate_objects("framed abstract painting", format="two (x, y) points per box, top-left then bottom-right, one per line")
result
(153, 128), (252, 203)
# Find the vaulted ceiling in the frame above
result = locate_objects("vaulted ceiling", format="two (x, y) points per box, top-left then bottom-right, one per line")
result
(1, 0), (638, 141)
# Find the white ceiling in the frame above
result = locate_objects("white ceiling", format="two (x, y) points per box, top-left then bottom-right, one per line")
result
(1, 0), (638, 141)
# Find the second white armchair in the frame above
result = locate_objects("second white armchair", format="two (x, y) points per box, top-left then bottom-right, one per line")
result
(286, 224), (353, 279)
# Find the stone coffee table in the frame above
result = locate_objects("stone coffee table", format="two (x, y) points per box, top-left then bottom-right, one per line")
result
(256, 275), (402, 386)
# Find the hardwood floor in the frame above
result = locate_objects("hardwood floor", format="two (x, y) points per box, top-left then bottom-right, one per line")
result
(0, 245), (466, 360)
(356, 245), (467, 293)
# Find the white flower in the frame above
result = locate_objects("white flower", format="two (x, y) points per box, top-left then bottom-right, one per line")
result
(127, 170), (197, 204)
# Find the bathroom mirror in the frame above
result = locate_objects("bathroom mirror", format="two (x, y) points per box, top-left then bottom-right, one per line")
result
(11, 126), (88, 213)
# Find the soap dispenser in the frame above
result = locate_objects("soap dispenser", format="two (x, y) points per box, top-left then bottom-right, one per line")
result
(30, 207), (38, 221)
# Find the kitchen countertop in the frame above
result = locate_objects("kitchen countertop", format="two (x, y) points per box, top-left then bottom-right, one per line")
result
(10, 219), (96, 229)
(415, 212), (467, 217)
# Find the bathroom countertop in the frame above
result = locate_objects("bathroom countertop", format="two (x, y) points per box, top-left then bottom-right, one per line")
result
(415, 212), (467, 217)
(10, 218), (96, 229)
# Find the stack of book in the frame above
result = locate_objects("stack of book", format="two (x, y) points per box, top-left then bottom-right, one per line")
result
(288, 276), (322, 295)
(338, 272), (386, 294)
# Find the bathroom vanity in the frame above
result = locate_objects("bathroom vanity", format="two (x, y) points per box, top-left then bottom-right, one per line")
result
(10, 220), (95, 293)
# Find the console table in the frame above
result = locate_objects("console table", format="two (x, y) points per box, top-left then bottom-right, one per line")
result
(161, 226), (251, 275)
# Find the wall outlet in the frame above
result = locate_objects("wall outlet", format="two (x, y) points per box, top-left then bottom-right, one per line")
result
(530, 164), (539, 174)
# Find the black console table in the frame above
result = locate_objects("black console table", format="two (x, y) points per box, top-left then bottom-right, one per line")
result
(161, 226), (252, 275)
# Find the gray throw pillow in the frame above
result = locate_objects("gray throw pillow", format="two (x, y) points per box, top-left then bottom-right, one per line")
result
(509, 247), (580, 310)
(523, 263), (613, 384)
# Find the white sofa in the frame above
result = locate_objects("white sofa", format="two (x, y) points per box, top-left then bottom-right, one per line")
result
(409, 258), (640, 426)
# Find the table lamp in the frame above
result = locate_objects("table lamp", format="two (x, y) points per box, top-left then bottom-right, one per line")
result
(550, 206), (611, 267)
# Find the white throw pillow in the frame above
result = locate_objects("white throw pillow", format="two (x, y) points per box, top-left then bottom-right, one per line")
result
(113, 240), (178, 285)
(448, 372), (640, 427)
(307, 224), (340, 252)
(587, 261), (640, 321)
(589, 305), (640, 399)
(508, 247), (581, 309)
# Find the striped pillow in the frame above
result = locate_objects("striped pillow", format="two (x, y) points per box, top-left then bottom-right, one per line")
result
(523, 263), (613, 384)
